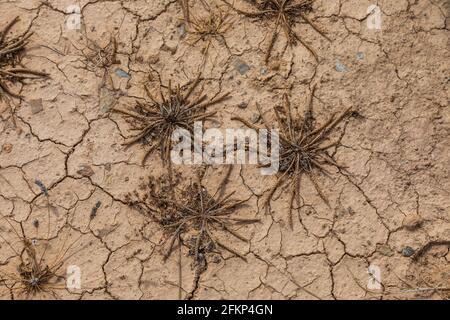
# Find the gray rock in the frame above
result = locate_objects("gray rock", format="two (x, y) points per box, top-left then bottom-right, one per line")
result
(378, 244), (394, 257)
(260, 67), (268, 75)
(235, 59), (250, 75)
(115, 68), (130, 78)
(402, 214), (423, 231)
(99, 87), (117, 113)
(335, 59), (348, 72)
(238, 102), (248, 109)
(161, 43), (177, 55)
(402, 246), (415, 257)
(77, 164), (94, 177)
(250, 113), (261, 124)
(178, 23), (187, 38)
(30, 99), (43, 114)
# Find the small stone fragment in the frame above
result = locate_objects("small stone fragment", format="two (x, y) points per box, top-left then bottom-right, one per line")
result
(270, 61), (280, 71)
(2, 143), (12, 154)
(30, 99), (43, 114)
(148, 54), (160, 64)
(178, 23), (187, 38)
(378, 244), (394, 256)
(335, 59), (348, 72)
(115, 68), (130, 78)
(161, 43), (177, 55)
(260, 67), (268, 75)
(402, 246), (415, 257)
(250, 113), (261, 124)
(234, 59), (250, 75)
(403, 214), (423, 231)
(77, 164), (94, 177)
(90, 201), (102, 220)
(237, 102), (248, 109)
(209, 119), (221, 128)
(99, 87), (117, 113)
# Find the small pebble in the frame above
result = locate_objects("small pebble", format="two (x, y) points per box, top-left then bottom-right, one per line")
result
(260, 67), (268, 75)
(378, 244), (394, 257)
(99, 87), (117, 113)
(270, 60), (281, 71)
(160, 43), (177, 55)
(115, 68), (130, 78)
(90, 201), (102, 220)
(77, 164), (94, 177)
(402, 246), (415, 257)
(237, 102), (248, 109)
(209, 119), (221, 128)
(250, 113), (261, 124)
(356, 52), (364, 60)
(2, 143), (13, 154)
(335, 59), (348, 72)
(178, 23), (187, 38)
(403, 214), (423, 231)
(29, 99), (43, 114)
(148, 54), (160, 64)
(234, 58), (250, 75)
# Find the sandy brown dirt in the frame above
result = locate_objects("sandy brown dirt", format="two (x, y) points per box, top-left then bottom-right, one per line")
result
(0, 0), (449, 300)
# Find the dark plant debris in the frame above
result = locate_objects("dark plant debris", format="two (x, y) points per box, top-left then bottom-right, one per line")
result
(72, 31), (120, 87)
(0, 217), (70, 299)
(222, 0), (330, 63)
(111, 73), (230, 168)
(0, 17), (48, 100)
(232, 85), (351, 229)
(183, 2), (234, 65)
(126, 166), (259, 298)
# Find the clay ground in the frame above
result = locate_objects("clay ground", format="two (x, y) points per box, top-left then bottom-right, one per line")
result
(0, 0), (449, 300)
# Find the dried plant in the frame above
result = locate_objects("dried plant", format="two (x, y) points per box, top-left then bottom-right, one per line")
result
(222, 0), (330, 63)
(183, 3), (234, 65)
(232, 86), (351, 228)
(73, 33), (120, 82)
(0, 182), (85, 299)
(0, 17), (48, 100)
(179, 0), (191, 23)
(130, 166), (258, 261)
(112, 73), (230, 167)
(0, 223), (64, 299)
(127, 166), (259, 298)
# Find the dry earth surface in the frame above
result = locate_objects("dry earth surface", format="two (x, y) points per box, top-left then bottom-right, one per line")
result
(0, 0), (449, 300)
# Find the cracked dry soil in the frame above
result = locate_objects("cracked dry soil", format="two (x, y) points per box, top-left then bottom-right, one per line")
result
(0, 0), (449, 300)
